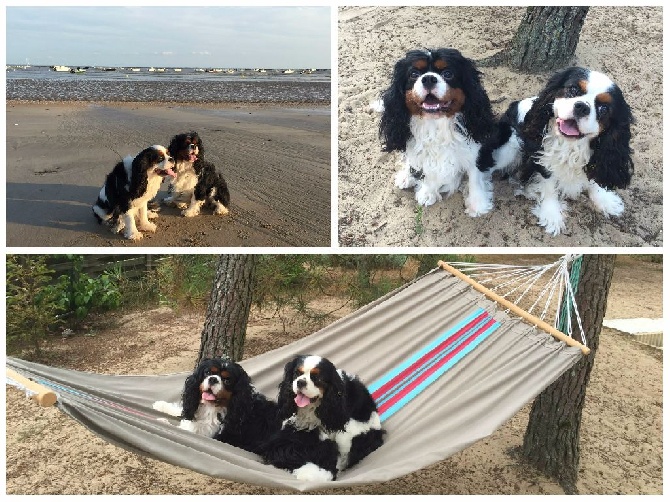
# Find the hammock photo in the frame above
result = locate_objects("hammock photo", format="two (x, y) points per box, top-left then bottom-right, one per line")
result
(7, 260), (588, 491)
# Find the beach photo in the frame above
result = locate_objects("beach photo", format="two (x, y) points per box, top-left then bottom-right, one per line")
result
(338, 6), (662, 247)
(6, 6), (331, 247)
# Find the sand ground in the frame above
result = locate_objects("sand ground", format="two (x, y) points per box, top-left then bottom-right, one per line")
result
(6, 101), (330, 247)
(5, 256), (662, 495)
(337, 6), (663, 247)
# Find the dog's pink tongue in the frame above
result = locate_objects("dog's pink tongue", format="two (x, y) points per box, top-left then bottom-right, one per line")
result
(189, 153), (198, 162)
(294, 393), (311, 408)
(202, 391), (216, 401)
(557, 118), (581, 136)
(166, 168), (177, 179)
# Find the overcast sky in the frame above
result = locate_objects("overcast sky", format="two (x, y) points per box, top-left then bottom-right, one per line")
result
(6, 6), (331, 68)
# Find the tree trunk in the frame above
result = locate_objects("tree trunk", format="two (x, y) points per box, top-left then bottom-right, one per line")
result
(197, 254), (257, 364)
(480, 7), (589, 72)
(521, 254), (616, 494)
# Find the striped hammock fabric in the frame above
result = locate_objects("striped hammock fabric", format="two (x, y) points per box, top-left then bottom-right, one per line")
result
(370, 308), (500, 420)
(6, 267), (584, 491)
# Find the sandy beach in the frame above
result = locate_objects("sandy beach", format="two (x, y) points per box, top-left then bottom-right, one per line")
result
(337, 6), (663, 247)
(5, 256), (662, 495)
(6, 101), (330, 247)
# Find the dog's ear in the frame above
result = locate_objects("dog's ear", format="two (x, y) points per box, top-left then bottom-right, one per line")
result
(180, 370), (202, 420)
(315, 365), (348, 432)
(455, 53), (495, 144)
(379, 55), (413, 152)
(128, 148), (154, 197)
(587, 87), (634, 189)
(521, 67), (578, 153)
(223, 365), (254, 435)
(167, 134), (182, 158)
(277, 358), (299, 420)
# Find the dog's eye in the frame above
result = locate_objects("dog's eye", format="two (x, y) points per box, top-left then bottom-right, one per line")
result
(409, 69), (421, 79)
(564, 85), (580, 98)
(596, 103), (609, 117)
(441, 70), (453, 80)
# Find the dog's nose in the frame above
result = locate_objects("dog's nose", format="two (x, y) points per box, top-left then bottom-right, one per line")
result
(296, 378), (307, 389)
(207, 376), (219, 386)
(573, 101), (590, 118)
(421, 74), (438, 90)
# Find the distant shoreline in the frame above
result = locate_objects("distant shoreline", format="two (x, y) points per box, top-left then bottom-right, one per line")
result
(6, 99), (331, 108)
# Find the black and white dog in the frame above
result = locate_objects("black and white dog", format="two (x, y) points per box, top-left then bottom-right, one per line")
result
(153, 358), (279, 455)
(262, 355), (384, 481)
(379, 48), (507, 216)
(478, 67), (634, 235)
(92, 145), (175, 240)
(164, 131), (231, 217)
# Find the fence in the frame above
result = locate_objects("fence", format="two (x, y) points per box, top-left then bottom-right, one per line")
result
(47, 255), (167, 280)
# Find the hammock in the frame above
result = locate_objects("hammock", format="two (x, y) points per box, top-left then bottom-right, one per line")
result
(6, 260), (588, 491)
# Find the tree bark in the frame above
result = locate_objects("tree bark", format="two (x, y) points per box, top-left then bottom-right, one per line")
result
(521, 254), (616, 494)
(197, 254), (257, 365)
(479, 7), (589, 72)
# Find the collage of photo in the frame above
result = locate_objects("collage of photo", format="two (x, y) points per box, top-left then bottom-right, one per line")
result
(4, 4), (663, 497)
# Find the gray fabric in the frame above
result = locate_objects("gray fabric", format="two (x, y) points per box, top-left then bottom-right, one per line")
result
(6, 269), (584, 491)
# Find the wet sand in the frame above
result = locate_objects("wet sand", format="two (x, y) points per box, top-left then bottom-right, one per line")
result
(6, 101), (331, 247)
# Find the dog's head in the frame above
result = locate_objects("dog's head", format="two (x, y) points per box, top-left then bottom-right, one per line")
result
(278, 355), (348, 431)
(379, 48), (494, 150)
(180, 357), (252, 421)
(168, 131), (203, 164)
(132, 144), (176, 179)
(523, 67), (634, 189)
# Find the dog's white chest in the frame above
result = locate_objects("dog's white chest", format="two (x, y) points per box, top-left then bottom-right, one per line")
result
(537, 133), (593, 197)
(172, 161), (198, 194)
(405, 116), (477, 175)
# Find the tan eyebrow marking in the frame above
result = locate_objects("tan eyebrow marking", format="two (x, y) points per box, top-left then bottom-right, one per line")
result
(412, 59), (428, 70)
(596, 92), (613, 103)
(578, 80), (588, 93)
(434, 60), (448, 70)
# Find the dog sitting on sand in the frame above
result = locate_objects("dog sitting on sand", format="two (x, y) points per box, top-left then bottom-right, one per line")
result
(92, 145), (175, 240)
(163, 131), (230, 217)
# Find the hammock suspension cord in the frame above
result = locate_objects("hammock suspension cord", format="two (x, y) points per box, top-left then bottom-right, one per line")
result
(439, 254), (587, 347)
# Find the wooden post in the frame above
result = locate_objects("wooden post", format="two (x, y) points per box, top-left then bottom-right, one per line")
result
(438, 261), (590, 355)
(6, 368), (58, 407)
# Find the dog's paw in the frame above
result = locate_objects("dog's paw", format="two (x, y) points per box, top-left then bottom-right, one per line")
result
(394, 169), (417, 190)
(138, 221), (157, 233)
(292, 463), (334, 482)
(182, 207), (200, 218)
(415, 186), (440, 207)
(147, 210), (160, 220)
(176, 202), (189, 210)
(464, 195), (493, 217)
(124, 230), (144, 241)
(591, 189), (624, 218)
(213, 204), (229, 216)
(532, 200), (567, 236)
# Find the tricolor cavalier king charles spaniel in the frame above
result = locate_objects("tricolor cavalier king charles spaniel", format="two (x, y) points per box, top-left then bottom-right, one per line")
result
(92, 145), (176, 240)
(164, 131), (231, 217)
(379, 48), (506, 216)
(479, 66), (634, 235)
(262, 355), (384, 482)
(153, 358), (279, 455)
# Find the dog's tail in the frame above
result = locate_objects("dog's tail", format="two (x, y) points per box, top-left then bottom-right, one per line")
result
(477, 101), (522, 173)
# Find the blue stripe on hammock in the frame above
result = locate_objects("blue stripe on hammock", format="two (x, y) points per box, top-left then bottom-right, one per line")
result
(369, 308), (500, 421)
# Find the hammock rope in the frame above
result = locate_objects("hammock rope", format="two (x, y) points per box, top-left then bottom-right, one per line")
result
(440, 255), (587, 347)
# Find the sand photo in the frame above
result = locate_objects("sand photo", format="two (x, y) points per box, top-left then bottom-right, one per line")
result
(6, 6), (331, 247)
(338, 6), (662, 247)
